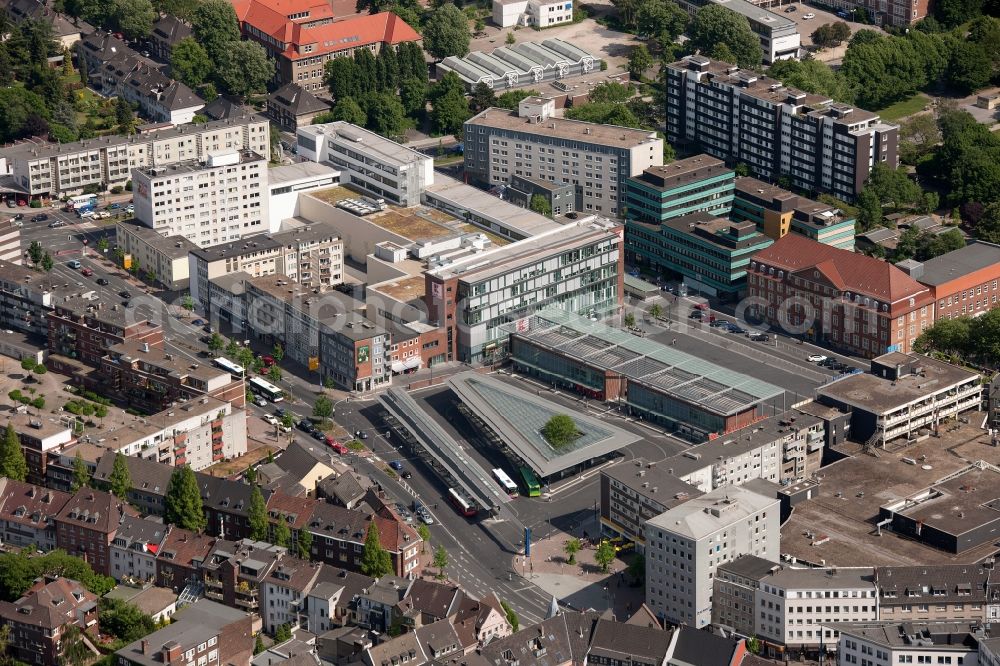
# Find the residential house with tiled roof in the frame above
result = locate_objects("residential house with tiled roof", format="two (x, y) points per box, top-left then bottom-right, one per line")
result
(260, 557), (325, 633)
(748, 235), (934, 357)
(267, 83), (331, 130)
(150, 14), (192, 62)
(317, 471), (370, 509)
(266, 489), (316, 544)
(0, 479), (69, 551)
(451, 592), (511, 649)
(354, 576), (410, 632)
(198, 474), (274, 541)
(111, 515), (169, 583)
(228, 0), (420, 90)
(201, 538), (285, 616)
(259, 441), (336, 497)
(307, 565), (376, 631)
(93, 452), (173, 517)
(396, 580), (467, 631)
(77, 31), (204, 124)
(155, 527), (219, 593)
(4, 0), (90, 48)
(53, 487), (138, 576)
(668, 625), (745, 666)
(874, 564), (993, 622)
(0, 576), (99, 666)
(306, 501), (422, 578)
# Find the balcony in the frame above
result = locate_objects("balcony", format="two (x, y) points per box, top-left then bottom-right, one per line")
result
(204, 577), (223, 589)
(205, 588), (224, 601)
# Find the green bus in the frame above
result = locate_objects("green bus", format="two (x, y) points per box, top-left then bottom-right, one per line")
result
(519, 467), (541, 497)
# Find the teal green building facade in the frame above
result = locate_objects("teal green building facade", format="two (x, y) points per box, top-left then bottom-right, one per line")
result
(625, 155), (735, 225)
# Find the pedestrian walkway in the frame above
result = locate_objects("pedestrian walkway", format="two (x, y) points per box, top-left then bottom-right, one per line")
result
(515, 514), (644, 619)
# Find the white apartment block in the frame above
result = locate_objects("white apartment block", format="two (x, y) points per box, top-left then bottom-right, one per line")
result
(492, 0), (574, 28)
(267, 162), (341, 231)
(5, 113), (270, 198)
(133, 150), (268, 248)
(260, 559), (323, 634)
(836, 622), (984, 666)
(115, 220), (198, 291)
(110, 515), (168, 583)
(645, 484), (780, 628)
(296, 122), (433, 207)
(464, 97), (663, 218)
(108, 397), (247, 471)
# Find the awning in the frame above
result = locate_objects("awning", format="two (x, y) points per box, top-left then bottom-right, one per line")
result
(391, 361), (406, 373)
(404, 357), (422, 370)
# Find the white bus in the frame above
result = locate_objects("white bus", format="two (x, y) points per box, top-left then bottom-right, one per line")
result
(248, 377), (284, 402)
(213, 357), (245, 378)
(69, 194), (98, 212)
(492, 468), (518, 497)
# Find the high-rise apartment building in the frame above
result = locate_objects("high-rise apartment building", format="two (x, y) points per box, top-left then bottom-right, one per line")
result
(665, 56), (898, 201)
(645, 484), (780, 627)
(132, 150), (268, 248)
(5, 112), (269, 198)
(464, 96), (663, 217)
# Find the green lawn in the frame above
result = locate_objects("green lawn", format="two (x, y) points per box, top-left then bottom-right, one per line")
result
(876, 93), (930, 122)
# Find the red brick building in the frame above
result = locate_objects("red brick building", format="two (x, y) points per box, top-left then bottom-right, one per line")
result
(748, 235), (934, 358)
(155, 527), (221, 593)
(48, 295), (163, 369)
(54, 488), (138, 576)
(896, 241), (1000, 322)
(0, 576), (99, 666)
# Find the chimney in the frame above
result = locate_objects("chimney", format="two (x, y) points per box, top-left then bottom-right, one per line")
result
(141, 640), (150, 656)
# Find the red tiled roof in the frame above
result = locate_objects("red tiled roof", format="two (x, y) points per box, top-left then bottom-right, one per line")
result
(751, 235), (930, 304)
(266, 489), (315, 530)
(230, 0), (420, 61)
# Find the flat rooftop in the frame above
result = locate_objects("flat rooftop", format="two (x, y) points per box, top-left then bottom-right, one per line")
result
(781, 420), (1000, 567)
(508, 308), (783, 417)
(663, 410), (821, 478)
(299, 122), (429, 169)
(765, 565), (874, 590)
(425, 217), (620, 282)
(368, 275), (425, 304)
(632, 155), (732, 192)
(831, 622), (984, 649)
(426, 174), (562, 237)
(883, 463), (1000, 538)
(447, 371), (642, 477)
(134, 149), (263, 178)
(708, 0), (796, 29)
(189, 221), (340, 262)
(915, 241), (1000, 287)
(107, 341), (231, 384)
(467, 108), (660, 149)
(117, 220), (197, 259)
(602, 458), (702, 507)
(647, 484), (779, 539)
(817, 357), (979, 413)
(267, 161), (341, 186)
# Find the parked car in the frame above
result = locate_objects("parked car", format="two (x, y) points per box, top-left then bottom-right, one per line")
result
(749, 333), (769, 342)
(12, 213), (23, 220)
(119, 290), (131, 298)
(31, 214), (48, 222)
(67, 260), (81, 269)
(263, 414), (279, 426)
(192, 319), (205, 326)
(688, 310), (703, 319)
(261, 355), (275, 366)
(310, 429), (324, 441)
(728, 325), (747, 334)
(355, 430), (368, 440)
(297, 419), (312, 432)
(416, 507), (433, 524)
(802, 11), (815, 17)
(96, 277), (109, 286)
(48, 220), (65, 228)
(255, 397), (267, 408)
(389, 460), (404, 471)
(109, 203), (120, 209)
(709, 319), (729, 328)
(807, 354), (828, 363)
(330, 441), (348, 454)
(80, 268), (93, 277)
(785, 4), (796, 10)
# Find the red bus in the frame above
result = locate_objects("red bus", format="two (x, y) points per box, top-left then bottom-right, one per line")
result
(447, 488), (477, 517)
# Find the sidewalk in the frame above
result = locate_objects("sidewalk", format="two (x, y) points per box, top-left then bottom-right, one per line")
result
(515, 514), (644, 619)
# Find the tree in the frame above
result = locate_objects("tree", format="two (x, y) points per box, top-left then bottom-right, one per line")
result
(61, 624), (93, 666)
(272, 518), (291, 548)
(432, 89), (471, 136)
(297, 528), (312, 559)
(248, 485), (268, 541)
(208, 333), (225, 352)
(28, 241), (44, 265)
(0, 87), (50, 144)
(313, 395), (333, 420)
(497, 89), (537, 110)
(506, 31), (516, 45)
(623, 312), (636, 328)
(110, 0), (155, 40)
(217, 41), (272, 100)
(588, 81), (632, 105)
(171, 37), (212, 87)
(165, 466), (206, 532)
(470, 81), (497, 112)
(108, 452), (132, 499)
(245, 465), (257, 485)
(71, 452), (90, 492)
(628, 44), (652, 80)
(433, 544), (448, 579)
(360, 521), (393, 577)
(366, 93), (407, 138)
(689, 5), (761, 68)
(329, 96), (366, 125)
(423, 4), (471, 60)
(529, 194), (552, 217)
(40, 252), (53, 272)
(267, 365), (282, 383)
(501, 600), (519, 633)
(766, 58), (853, 104)
(192, 0), (241, 62)
(274, 624), (292, 643)
(541, 414), (580, 449)
(915, 316), (971, 355)
(746, 637), (762, 655)
(399, 77), (428, 115)
(649, 303), (663, 319)
(417, 523), (430, 551)
(565, 102), (641, 128)
(254, 635), (266, 655)
(563, 538), (581, 565)
(898, 113), (940, 166)
(934, 0), (982, 28)
(635, 0), (688, 41)
(99, 597), (156, 642)
(830, 21), (851, 43)
(0, 423), (28, 481)
(115, 97), (134, 129)
(594, 540), (616, 573)
(946, 42), (992, 94)
(627, 553), (645, 583)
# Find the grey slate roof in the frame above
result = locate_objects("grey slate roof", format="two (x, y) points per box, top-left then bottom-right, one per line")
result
(874, 565), (991, 604)
(669, 626), (740, 666)
(269, 83), (331, 116)
(588, 619), (672, 665)
(915, 241), (1000, 286)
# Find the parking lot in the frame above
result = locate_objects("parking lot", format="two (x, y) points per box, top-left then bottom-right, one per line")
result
(782, 2), (879, 48)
